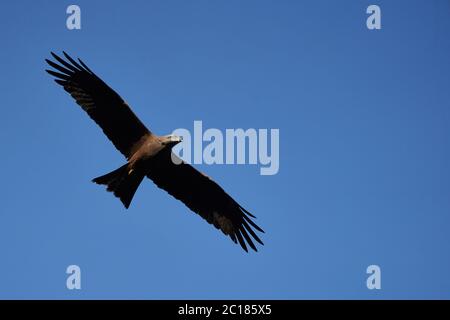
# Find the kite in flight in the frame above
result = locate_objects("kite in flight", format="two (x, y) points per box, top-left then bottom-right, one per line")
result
(45, 52), (264, 252)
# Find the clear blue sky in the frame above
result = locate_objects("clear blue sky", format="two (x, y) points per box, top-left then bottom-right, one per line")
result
(1, 0), (449, 299)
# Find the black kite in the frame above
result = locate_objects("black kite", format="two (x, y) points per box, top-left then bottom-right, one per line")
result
(45, 52), (264, 252)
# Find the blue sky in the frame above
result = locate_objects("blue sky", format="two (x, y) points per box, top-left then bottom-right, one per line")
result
(0, 0), (449, 299)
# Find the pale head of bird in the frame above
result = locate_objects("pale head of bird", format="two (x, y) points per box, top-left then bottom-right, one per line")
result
(161, 134), (183, 148)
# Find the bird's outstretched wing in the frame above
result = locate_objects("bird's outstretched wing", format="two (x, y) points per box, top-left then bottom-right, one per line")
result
(45, 52), (152, 159)
(147, 149), (264, 252)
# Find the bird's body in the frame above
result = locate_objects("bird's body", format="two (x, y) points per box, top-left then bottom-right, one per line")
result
(126, 135), (178, 177)
(45, 52), (264, 252)
(93, 134), (181, 209)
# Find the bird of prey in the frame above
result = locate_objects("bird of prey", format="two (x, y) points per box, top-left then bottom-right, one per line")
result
(45, 52), (264, 252)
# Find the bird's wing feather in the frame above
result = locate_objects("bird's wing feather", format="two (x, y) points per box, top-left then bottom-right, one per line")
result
(45, 52), (151, 159)
(146, 150), (264, 252)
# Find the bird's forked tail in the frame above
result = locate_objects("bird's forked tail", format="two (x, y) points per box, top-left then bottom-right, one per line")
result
(92, 164), (144, 209)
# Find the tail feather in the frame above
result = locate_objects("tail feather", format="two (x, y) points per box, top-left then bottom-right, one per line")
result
(92, 164), (144, 208)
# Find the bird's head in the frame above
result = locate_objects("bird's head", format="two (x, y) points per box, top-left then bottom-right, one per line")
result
(161, 134), (183, 148)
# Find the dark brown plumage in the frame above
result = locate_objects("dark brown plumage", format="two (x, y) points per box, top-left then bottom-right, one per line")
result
(45, 52), (264, 252)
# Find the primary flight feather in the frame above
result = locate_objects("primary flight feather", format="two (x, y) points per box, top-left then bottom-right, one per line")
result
(45, 52), (264, 252)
